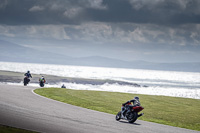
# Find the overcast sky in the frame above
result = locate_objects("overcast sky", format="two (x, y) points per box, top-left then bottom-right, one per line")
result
(0, 0), (200, 62)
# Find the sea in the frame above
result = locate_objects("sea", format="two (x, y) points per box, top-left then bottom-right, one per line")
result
(0, 61), (199, 99)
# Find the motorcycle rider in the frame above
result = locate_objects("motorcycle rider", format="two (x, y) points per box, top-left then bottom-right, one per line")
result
(61, 84), (66, 88)
(121, 96), (140, 118)
(39, 76), (46, 83)
(24, 71), (32, 78)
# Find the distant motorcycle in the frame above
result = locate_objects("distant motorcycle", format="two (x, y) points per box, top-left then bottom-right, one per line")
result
(24, 71), (32, 86)
(116, 105), (144, 123)
(23, 76), (30, 86)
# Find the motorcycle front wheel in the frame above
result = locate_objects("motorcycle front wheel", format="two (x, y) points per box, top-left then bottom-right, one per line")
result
(116, 111), (121, 121)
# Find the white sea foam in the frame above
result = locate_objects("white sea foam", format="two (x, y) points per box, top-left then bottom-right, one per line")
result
(0, 61), (200, 99)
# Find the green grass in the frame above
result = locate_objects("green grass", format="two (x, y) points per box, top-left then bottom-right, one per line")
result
(34, 87), (200, 131)
(0, 125), (36, 133)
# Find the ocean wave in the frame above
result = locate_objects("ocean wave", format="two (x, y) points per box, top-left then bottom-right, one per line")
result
(1, 82), (200, 99)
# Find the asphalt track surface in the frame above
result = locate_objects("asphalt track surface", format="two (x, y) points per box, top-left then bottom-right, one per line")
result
(0, 84), (199, 133)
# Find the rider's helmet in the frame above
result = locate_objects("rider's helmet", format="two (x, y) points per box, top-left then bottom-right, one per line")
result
(27, 71), (30, 73)
(134, 96), (139, 100)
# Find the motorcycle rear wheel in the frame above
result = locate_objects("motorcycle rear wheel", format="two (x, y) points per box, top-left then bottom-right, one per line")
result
(40, 82), (44, 87)
(24, 82), (27, 86)
(24, 78), (28, 86)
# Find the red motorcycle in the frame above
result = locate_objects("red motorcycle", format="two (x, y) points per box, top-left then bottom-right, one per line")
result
(116, 105), (144, 123)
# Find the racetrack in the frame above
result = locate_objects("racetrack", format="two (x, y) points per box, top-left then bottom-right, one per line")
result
(0, 84), (198, 133)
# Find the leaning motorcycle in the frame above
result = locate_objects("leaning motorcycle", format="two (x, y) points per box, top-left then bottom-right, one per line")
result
(116, 105), (144, 123)
(23, 76), (30, 86)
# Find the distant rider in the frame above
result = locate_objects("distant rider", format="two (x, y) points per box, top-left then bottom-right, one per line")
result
(24, 71), (32, 78)
(61, 84), (66, 88)
(121, 96), (140, 117)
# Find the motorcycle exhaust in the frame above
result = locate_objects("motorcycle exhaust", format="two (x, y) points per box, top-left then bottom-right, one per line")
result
(138, 113), (144, 117)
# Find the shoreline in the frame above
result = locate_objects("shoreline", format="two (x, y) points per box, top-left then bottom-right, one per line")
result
(0, 70), (141, 86)
(1, 70), (199, 99)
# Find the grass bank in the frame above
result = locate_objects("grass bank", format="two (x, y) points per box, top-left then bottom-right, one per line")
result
(34, 87), (200, 131)
(0, 125), (36, 133)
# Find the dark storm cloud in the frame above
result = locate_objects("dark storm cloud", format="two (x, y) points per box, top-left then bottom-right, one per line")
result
(0, 0), (200, 25)
(89, 0), (200, 25)
(0, 0), (81, 25)
(0, 0), (200, 63)
(0, 0), (107, 25)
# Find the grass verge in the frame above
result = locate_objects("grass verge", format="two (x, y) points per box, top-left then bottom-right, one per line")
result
(34, 87), (200, 131)
(0, 125), (36, 133)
